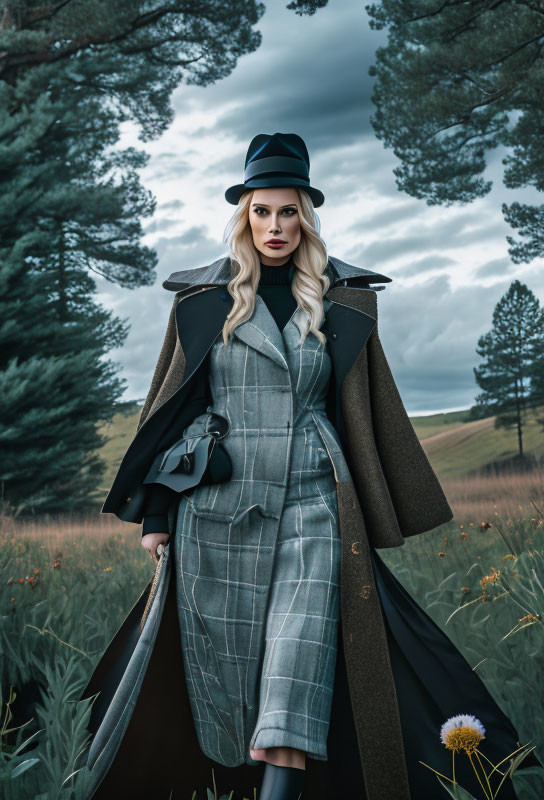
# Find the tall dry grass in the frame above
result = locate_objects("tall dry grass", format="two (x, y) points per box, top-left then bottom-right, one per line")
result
(439, 466), (544, 523)
(1, 508), (129, 546)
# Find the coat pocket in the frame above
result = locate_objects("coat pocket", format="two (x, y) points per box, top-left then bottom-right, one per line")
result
(186, 481), (239, 521)
(187, 481), (283, 524)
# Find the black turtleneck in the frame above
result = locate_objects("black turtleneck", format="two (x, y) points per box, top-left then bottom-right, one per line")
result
(142, 255), (298, 536)
(257, 254), (298, 332)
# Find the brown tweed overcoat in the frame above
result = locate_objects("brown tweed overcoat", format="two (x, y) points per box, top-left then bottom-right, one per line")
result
(89, 254), (453, 800)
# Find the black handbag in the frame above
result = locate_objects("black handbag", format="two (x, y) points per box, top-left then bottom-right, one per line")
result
(142, 409), (232, 494)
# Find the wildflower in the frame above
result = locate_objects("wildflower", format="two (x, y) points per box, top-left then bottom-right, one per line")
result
(17, 578), (24, 584)
(438, 551), (446, 557)
(481, 567), (501, 601)
(502, 554), (515, 561)
(27, 577), (35, 585)
(460, 532), (469, 540)
(33, 568), (39, 574)
(480, 521), (492, 530)
(104, 566), (113, 572)
(481, 566), (500, 590)
(469, 522), (474, 527)
(461, 587), (469, 592)
(440, 714), (485, 754)
(518, 614), (540, 624)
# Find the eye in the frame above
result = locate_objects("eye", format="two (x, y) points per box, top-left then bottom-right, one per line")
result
(253, 207), (297, 215)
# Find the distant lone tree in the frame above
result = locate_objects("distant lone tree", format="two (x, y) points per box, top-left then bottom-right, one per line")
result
(366, 0), (544, 262)
(470, 280), (544, 460)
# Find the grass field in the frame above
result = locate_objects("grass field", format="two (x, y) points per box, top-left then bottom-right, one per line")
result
(2, 404), (544, 798)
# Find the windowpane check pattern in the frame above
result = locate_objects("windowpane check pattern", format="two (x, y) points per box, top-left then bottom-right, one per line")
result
(173, 296), (352, 767)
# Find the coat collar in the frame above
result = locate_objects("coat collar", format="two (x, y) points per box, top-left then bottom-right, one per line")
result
(162, 253), (391, 293)
(175, 281), (377, 399)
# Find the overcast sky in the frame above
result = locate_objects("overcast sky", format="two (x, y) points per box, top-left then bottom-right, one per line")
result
(95, 0), (544, 416)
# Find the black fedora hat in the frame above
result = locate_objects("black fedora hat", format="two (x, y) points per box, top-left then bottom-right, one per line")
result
(225, 132), (325, 208)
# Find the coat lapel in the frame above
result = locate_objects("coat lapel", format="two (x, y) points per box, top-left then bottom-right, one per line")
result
(231, 294), (333, 371)
(231, 293), (289, 370)
(321, 297), (376, 390)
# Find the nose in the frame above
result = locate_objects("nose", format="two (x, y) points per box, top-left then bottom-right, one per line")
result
(268, 213), (281, 232)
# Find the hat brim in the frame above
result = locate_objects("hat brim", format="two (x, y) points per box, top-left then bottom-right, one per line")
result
(225, 177), (324, 208)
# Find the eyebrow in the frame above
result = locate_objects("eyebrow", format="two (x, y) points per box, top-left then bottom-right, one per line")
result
(251, 203), (298, 208)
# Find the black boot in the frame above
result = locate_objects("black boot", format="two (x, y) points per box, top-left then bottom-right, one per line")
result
(258, 761), (305, 800)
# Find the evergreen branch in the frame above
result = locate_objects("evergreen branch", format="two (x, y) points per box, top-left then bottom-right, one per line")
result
(405, 0), (477, 24)
(441, 0), (509, 42)
(0, 3), (220, 80)
(421, 107), (508, 144)
(458, 71), (503, 96)
(517, 1), (544, 16)
(476, 29), (544, 70)
(18, 0), (76, 27)
(145, 52), (204, 67)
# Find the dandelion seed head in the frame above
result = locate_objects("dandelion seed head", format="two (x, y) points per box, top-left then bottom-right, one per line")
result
(440, 714), (485, 754)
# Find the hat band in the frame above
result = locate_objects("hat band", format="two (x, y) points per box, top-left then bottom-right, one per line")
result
(244, 156), (309, 183)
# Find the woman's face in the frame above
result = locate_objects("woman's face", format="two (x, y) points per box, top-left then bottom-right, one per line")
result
(248, 187), (301, 266)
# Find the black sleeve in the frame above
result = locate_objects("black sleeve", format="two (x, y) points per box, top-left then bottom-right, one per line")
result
(142, 482), (176, 535)
(142, 350), (212, 537)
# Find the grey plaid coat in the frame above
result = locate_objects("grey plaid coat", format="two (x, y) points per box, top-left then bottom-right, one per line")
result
(83, 255), (454, 800)
(174, 294), (353, 767)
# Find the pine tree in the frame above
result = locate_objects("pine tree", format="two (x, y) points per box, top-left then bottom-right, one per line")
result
(470, 280), (544, 459)
(0, 301), (128, 516)
(0, 69), (157, 514)
(366, 1), (544, 262)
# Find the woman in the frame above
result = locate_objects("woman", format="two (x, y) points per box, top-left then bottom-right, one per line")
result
(85, 133), (536, 800)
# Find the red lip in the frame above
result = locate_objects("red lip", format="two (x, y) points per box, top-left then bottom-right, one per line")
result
(266, 239), (287, 244)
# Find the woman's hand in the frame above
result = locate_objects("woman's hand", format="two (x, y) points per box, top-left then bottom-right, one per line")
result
(141, 532), (170, 566)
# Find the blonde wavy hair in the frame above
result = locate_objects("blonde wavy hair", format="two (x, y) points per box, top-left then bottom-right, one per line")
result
(221, 188), (330, 347)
